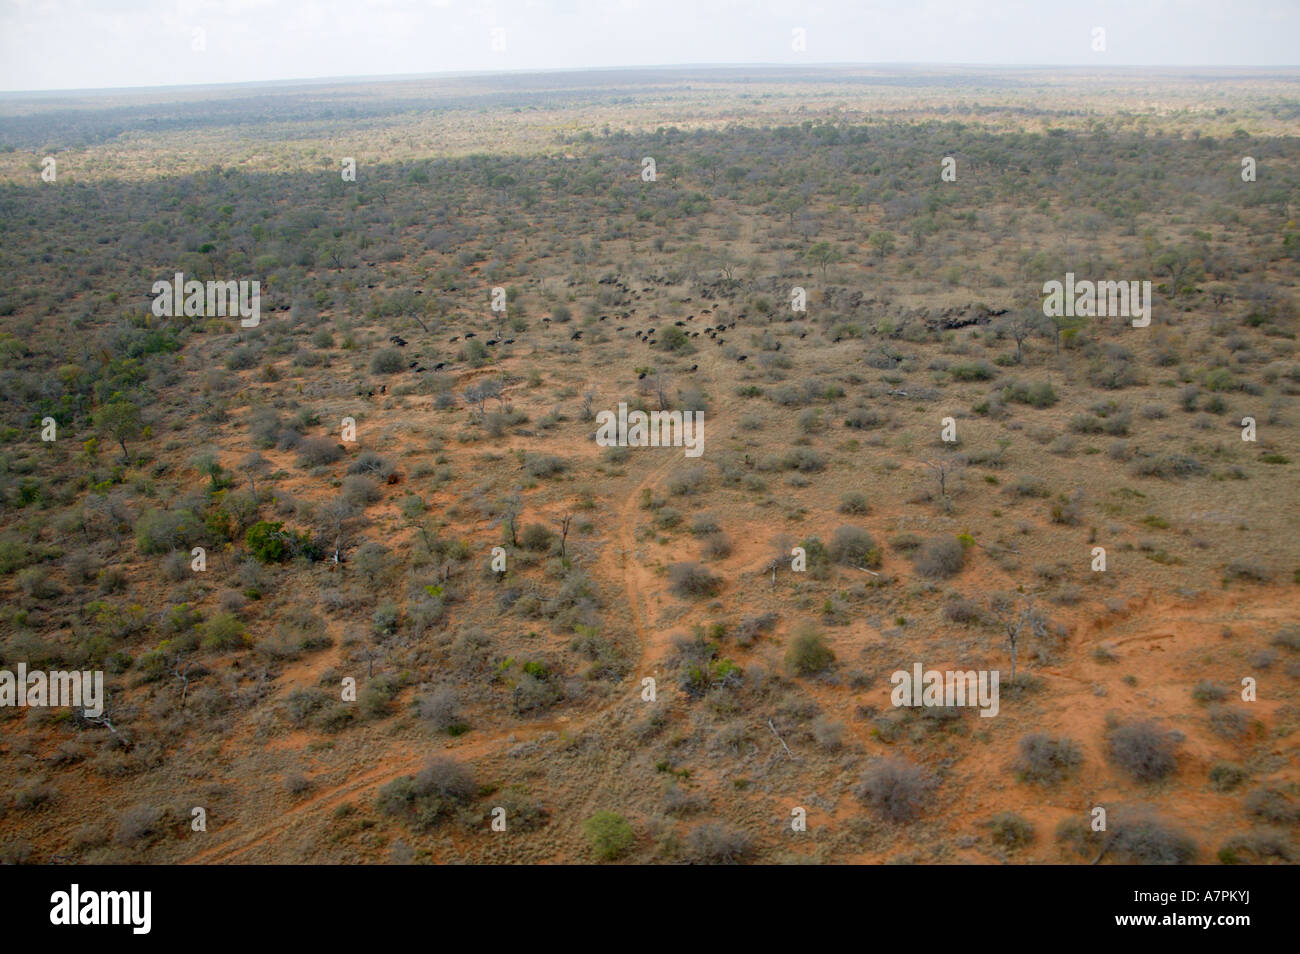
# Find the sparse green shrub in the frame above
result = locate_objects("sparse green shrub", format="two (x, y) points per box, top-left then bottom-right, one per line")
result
(199, 612), (247, 651)
(1218, 829), (1293, 864)
(987, 812), (1036, 850)
(1209, 763), (1248, 792)
(829, 525), (881, 568)
(786, 625), (835, 675)
(950, 361), (996, 381)
(520, 523), (556, 552)
(1002, 380), (1058, 408)
(360, 674), (400, 718)
(370, 348), (404, 374)
(838, 492), (870, 514)
(583, 811), (634, 861)
(844, 407), (885, 429)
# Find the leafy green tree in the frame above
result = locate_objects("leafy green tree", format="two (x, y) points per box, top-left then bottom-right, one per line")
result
(807, 241), (840, 276)
(869, 231), (896, 259)
(245, 520), (315, 563)
(94, 398), (142, 463)
(657, 326), (692, 353)
(1156, 245), (1204, 296)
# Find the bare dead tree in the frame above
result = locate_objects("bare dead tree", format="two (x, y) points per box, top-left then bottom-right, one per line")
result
(987, 591), (1047, 683)
(997, 309), (1043, 364)
(463, 379), (502, 422)
(85, 703), (131, 750)
(316, 497), (362, 564)
(767, 718), (796, 760)
(240, 452), (269, 500)
(501, 497), (521, 549)
(359, 641), (384, 680)
(1090, 836), (1114, 866)
(766, 533), (795, 586)
(558, 512), (573, 561)
(925, 459), (951, 498)
(173, 655), (198, 710)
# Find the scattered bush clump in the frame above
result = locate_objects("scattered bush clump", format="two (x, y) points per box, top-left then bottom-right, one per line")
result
(785, 626), (835, 676)
(1107, 814), (1198, 865)
(668, 562), (722, 599)
(376, 758), (476, 830)
(1208, 762), (1248, 792)
(829, 525), (881, 568)
(838, 492), (870, 514)
(914, 536), (966, 579)
(1107, 719), (1180, 782)
(682, 822), (755, 865)
(297, 436), (344, 467)
(1244, 787), (1300, 825)
(1207, 704), (1252, 739)
(1014, 733), (1083, 784)
(1218, 829), (1293, 864)
(520, 523), (556, 552)
(1002, 380), (1058, 408)
(943, 597), (981, 624)
(854, 757), (935, 822)
(987, 812), (1036, 850)
(347, 451), (395, 479)
(370, 348), (405, 374)
(523, 453), (567, 478)
(115, 805), (165, 845)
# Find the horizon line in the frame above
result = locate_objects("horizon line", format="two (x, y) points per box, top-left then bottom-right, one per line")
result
(4, 60), (1299, 97)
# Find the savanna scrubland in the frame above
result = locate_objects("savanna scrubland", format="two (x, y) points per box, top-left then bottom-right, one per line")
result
(0, 66), (1297, 864)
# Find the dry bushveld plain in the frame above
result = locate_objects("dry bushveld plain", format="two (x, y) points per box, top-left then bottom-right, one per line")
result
(0, 66), (1297, 865)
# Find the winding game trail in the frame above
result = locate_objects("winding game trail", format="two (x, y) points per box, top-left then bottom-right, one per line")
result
(185, 444), (690, 863)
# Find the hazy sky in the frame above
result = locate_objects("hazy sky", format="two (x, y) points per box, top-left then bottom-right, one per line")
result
(2, 0), (1296, 92)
